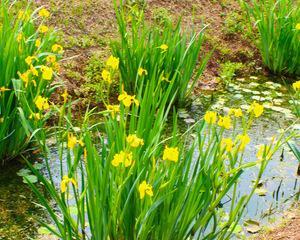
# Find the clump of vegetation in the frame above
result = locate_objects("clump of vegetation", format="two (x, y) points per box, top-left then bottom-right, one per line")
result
(27, 70), (290, 239)
(223, 11), (244, 35)
(291, 80), (300, 116)
(241, 0), (300, 76)
(111, 1), (211, 106)
(0, 2), (61, 162)
(152, 7), (172, 26)
(219, 61), (244, 83)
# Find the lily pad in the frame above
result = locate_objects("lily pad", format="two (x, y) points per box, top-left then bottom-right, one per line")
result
(17, 168), (31, 177)
(23, 175), (38, 184)
(244, 219), (261, 234)
(255, 187), (268, 196)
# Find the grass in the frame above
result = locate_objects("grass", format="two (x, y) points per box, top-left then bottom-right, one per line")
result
(111, 1), (211, 106)
(0, 1), (61, 162)
(25, 76), (292, 239)
(241, 0), (300, 76)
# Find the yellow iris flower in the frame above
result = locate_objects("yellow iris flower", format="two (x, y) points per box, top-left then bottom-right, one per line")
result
(163, 146), (179, 162)
(138, 181), (153, 199)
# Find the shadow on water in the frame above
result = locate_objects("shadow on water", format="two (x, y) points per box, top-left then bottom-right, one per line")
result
(0, 160), (44, 240)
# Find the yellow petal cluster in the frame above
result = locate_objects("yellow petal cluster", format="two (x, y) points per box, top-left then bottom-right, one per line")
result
(35, 96), (50, 111)
(25, 56), (38, 65)
(228, 108), (243, 118)
(257, 145), (272, 160)
(60, 176), (77, 193)
(106, 55), (119, 70)
(52, 44), (64, 54)
(236, 134), (251, 151)
(138, 181), (153, 199)
(118, 91), (139, 108)
(67, 133), (84, 149)
(39, 8), (50, 18)
(111, 151), (133, 167)
(204, 111), (217, 124)
(29, 113), (41, 120)
(159, 44), (168, 52)
(41, 66), (53, 80)
(138, 67), (148, 76)
(126, 134), (144, 148)
(61, 90), (68, 103)
(163, 146), (179, 162)
(296, 23), (300, 30)
(292, 81), (300, 91)
(218, 116), (231, 129)
(249, 102), (264, 118)
(18, 71), (30, 87)
(221, 138), (234, 152)
(0, 87), (10, 92)
(35, 38), (41, 48)
(39, 25), (49, 33)
(106, 104), (120, 118)
(102, 69), (111, 83)
(46, 55), (56, 63)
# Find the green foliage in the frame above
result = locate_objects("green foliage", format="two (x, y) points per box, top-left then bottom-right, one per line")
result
(25, 76), (289, 239)
(152, 7), (172, 26)
(83, 53), (113, 102)
(219, 61), (244, 83)
(0, 1), (60, 162)
(290, 81), (300, 116)
(111, 1), (211, 106)
(223, 11), (244, 35)
(241, 0), (300, 76)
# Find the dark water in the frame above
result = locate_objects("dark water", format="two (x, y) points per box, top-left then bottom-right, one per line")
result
(0, 161), (43, 240)
(0, 76), (299, 239)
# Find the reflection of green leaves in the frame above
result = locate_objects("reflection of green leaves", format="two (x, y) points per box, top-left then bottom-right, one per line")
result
(33, 163), (44, 170)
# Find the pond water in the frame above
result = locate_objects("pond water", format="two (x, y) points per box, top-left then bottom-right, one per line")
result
(0, 75), (299, 239)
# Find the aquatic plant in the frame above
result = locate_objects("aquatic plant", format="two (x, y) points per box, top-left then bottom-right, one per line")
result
(26, 81), (290, 239)
(241, 0), (300, 76)
(291, 80), (300, 116)
(0, 2), (61, 162)
(111, 0), (211, 106)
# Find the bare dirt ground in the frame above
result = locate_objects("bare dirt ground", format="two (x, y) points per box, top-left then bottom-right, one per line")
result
(256, 207), (300, 240)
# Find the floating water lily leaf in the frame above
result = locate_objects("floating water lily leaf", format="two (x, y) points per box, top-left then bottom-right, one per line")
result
(242, 89), (252, 93)
(244, 219), (261, 233)
(275, 92), (283, 97)
(184, 118), (195, 124)
(252, 96), (265, 101)
(33, 163), (44, 170)
(251, 90), (261, 95)
(240, 104), (250, 110)
(23, 175), (38, 184)
(17, 168), (31, 177)
(249, 82), (260, 88)
(250, 76), (258, 80)
(255, 187), (268, 196)
(233, 93), (243, 99)
(262, 91), (272, 95)
(273, 99), (284, 105)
